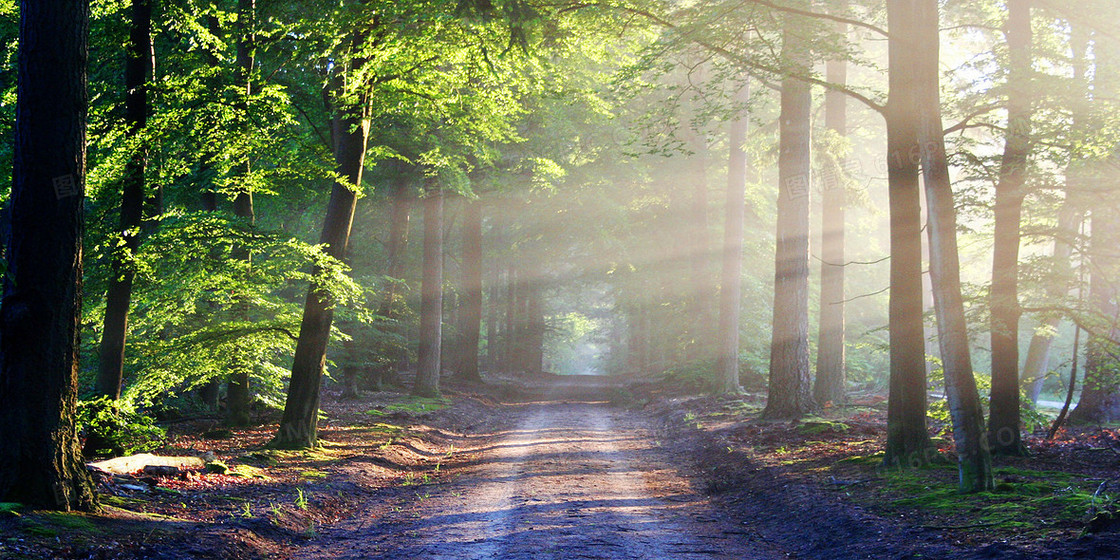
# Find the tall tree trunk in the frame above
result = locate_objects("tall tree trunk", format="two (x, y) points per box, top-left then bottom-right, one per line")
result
(716, 82), (750, 393)
(226, 0), (256, 427)
(1068, 23), (1120, 425)
(525, 272), (545, 375)
(414, 184), (445, 398)
(1069, 203), (1120, 424)
(762, 22), (815, 419)
(883, 0), (933, 468)
(273, 42), (368, 448)
(1022, 25), (1089, 404)
(814, 12), (849, 406)
(914, 0), (993, 492)
(455, 198), (484, 383)
(0, 0), (98, 511)
(486, 269), (500, 370)
(96, 0), (153, 400)
(988, 0), (1032, 457)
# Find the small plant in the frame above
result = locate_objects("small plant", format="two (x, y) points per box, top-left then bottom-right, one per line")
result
(295, 488), (308, 510)
(240, 503), (253, 518)
(77, 396), (165, 457)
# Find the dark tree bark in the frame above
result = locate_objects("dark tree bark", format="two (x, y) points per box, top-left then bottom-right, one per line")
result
(273, 41), (368, 448)
(716, 82), (750, 394)
(226, 0), (256, 427)
(414, 184), (445, 398)
(883, 0), (933, 468)
(0, 0), (98, 511)
(988, 0), (1032, 457)
(96, 0), (153, 400)
(762, 22), (815, 420)
(913, 0), (993, 492)
(814, 13), (849, 406)
(454, 198), (484, 383)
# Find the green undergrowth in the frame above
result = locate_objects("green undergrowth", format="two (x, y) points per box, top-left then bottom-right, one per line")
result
(796, 418), (851, 435)
(878, 465), (1099, 532)
(366, 396), (449, 417)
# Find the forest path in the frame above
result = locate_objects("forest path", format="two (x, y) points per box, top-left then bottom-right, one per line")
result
(290, 378), (779, 559)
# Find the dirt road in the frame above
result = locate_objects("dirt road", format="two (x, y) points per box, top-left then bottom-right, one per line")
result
(293, 384), (777, 559)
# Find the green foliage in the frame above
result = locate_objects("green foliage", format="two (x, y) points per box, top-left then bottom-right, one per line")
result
(76, 397), (165, 458)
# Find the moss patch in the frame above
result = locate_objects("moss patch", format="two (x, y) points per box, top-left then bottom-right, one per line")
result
(366, 396), (450, 417)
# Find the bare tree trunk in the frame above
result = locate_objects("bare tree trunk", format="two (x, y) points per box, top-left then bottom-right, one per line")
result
(716, 81), (750, 393)
(273, 37), (368, 448)
(914, 0), (993, 492)
(814, 11), (849, 406)
(988, 0), (1032, 457)
(883, 0), (933, 468)
(0, 0), (98, 511)
(455, 198), (484, 383)
(762, 21), (815, 419)
(97, 0), (153, 400)
(414, 184), (445, 397)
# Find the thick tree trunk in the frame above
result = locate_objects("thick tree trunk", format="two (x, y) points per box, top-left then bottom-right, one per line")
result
(226, 0), (256, 427)
(883, 0), (933, 468)
(455, 198), (484, 383)
(914, 0), (993, 492)
(762, 23), (815, 419)
(274, 44), (368, 448)
(414, 184), (445, 398)
(988, 0), (1032, 457)
(96, 0), (153, 400)
(716, 82), (750, 393)
(814, 17), (848, 406)
(0, 0), (98, 511)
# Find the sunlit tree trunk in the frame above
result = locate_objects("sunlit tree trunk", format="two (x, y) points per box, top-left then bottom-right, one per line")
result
(226, 0), (256, 427)
(814, 12), (848, 406)
(883, 0), (933, 468)
(716, 81), (749, 393)
(0, 0), (98, 511)
(274, 38), (368, 448)
(762, 21), (815, 419)
(914, 0), (993, 492)
(988, 0), (1032, 457)
(414, 183), (445, 397)
(455, 198), (484, 383)
(96, 0), (153, 400)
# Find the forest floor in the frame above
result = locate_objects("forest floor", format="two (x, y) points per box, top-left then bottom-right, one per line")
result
(4, 374), (1120, 559)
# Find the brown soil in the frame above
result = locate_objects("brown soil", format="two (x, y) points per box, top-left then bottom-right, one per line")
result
(5, 376), (1120, 559)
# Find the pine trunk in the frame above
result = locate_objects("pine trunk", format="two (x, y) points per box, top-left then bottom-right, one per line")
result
(0, 0), (98, 511)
